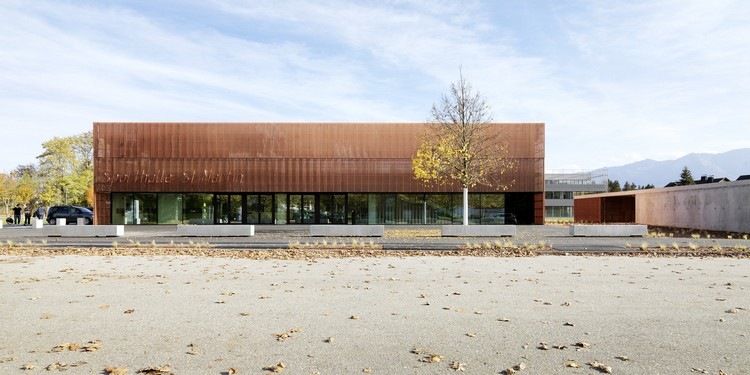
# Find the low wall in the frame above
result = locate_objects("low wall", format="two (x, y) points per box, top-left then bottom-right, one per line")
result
(176, 225), (255, 237)
(635, 180), (750, 233)
(441, 225), (516, 237)
(47, 225), (124, 237)
(569, 224), (647, 237)
(310, 225), (384, 237)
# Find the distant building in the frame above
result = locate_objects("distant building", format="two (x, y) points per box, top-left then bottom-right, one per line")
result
(544, 169), (608, 221)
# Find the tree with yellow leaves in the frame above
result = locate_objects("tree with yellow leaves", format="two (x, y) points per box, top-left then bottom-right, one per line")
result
(413, 71), (515, 225)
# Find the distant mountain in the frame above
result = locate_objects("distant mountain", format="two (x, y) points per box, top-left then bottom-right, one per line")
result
(607, 148), (750, 188)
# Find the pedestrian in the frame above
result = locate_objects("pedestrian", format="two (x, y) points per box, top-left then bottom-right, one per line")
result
(37, 205), (46, 221)
(12, 204), (22, 225)
(23, 206), (31, 226)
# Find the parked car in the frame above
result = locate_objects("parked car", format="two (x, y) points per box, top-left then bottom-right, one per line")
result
(46, 205), (94, 225)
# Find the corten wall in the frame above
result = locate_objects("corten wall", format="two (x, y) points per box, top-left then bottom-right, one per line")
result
(93, 122), (545, 224)
(574, 180), (750, 233)
(94, 122), (543, 193)
(635, 180), (750, 233)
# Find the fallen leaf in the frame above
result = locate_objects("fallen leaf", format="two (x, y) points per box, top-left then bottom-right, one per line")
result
(564, 360), (580, 368)
(52, 342), (80, 352)
(263, 362), (286, 373)
(104, 367), (128, 375)
(449, 361), (466, 371)
(21, 363), (36, 370)
(46, 362), (67, 371)
(615, 355), (630, 361)
(587, 361), (612, 374)
(574, 341), (591, 349)
(124, 309), (135, 314)
(81, 340), (102, 352)
(137, 364), (172, 374)
(419, 354), (443, 363)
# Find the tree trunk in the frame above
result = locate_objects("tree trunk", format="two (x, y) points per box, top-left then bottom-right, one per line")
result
(462, 187), (469, 226)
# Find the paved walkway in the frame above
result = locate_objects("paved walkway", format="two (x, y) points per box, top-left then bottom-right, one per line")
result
(1, 224), (748, 253)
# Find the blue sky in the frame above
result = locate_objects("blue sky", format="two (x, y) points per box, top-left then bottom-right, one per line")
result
(1, 0), (748, 173)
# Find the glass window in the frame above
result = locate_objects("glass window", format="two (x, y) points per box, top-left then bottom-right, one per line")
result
(247, 195), (259, 223)
(348, 194), (368, 224)
(425, 194), (452, 224)
(396, 194), (424, 224)
(259, 195), (273, 224)
(158, 194), (182, 224)
(183, 193), (214, 224)
(132, 193), (157, 224)
(274, 194), (287, 224)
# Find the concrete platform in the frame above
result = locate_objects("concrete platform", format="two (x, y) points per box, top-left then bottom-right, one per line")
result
(176, 225), (255, 237)
(47, 225), (125, 237)
(570, 224), (647, 237)
(310, 225), (384, 237)
(441, 225), (516, 237)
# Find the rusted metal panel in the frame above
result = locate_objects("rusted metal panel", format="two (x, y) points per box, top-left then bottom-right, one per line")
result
(574, 196), (603, 223)
(94, 122), (545, 195)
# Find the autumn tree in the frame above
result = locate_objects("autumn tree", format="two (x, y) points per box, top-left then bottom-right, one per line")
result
(0, 173), (16, 217)
(412, 72), (515, 225)
(37, 131), (94, 206)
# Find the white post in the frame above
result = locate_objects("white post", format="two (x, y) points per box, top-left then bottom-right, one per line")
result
(462, 187), (469, 226)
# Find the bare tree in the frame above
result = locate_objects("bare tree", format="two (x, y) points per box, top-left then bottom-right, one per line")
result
(413, 71), (515, 225)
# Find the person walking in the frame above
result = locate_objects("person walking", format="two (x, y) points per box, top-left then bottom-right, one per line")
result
(36, 205), (46, 221)
(12, 204), (22, 225)
(23, 206), (31, 226)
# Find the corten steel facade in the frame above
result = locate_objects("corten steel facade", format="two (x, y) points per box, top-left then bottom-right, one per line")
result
(574, 180), (750, 233)
(93, 123), (545, 225)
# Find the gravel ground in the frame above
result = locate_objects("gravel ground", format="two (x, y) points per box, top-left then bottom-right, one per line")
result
(0, 254), (748, 374)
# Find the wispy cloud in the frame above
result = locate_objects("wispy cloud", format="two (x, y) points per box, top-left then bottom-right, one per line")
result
(0, 0), (748, 172)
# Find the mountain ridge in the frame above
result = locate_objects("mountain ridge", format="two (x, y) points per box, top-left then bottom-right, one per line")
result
(606, 148), (750, 187)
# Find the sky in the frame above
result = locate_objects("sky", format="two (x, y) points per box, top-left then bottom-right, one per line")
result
(1, 0), (749, 173)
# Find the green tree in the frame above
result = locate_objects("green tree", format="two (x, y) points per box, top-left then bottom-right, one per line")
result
(412, 72), (515, 225)
(608, 179), (621, 192)
(37, 131), (94, 206)
(679, 166), (695, 185)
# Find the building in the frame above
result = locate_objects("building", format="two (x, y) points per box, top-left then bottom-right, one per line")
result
(93, 123), (545, 225)
(544, 169), (607, 221)
(574, 178), (750, 233)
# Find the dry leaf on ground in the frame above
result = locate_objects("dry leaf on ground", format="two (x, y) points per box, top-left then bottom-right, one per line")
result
(104, 367), (128, 375)
(263, 362), (286, 373)
(137, 364), (172, 374)
(52, 342), (79, 352)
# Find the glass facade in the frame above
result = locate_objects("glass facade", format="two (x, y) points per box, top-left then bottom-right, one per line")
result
(110, 192), (530, 225)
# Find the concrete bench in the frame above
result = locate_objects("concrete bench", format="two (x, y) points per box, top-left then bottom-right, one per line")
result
(47, 225), (124, 237)
(310, 225), (384, 237)
(176, 225), (255, 237)
(441, 225), (516, 237)
(569, 224), (647, 237)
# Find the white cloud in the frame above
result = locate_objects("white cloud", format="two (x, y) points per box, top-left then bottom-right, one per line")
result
(0, 0), (748, 173)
